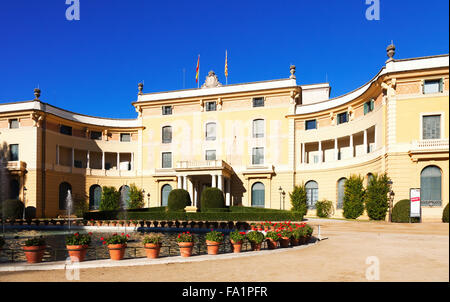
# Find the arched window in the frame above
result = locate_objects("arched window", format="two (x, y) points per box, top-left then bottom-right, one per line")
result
(119, 185), (130, 209)
(252, 119), (264, 138)
(305, 181), (318, 209)
(162, 126), (172, 144)
(89, 185), (102, 210)
(251, 182), (265, 207)
(205, 122), (216, 141)
(337, 178), (347, 209)
(161, 184), (172, 207)
(421, 166), (442, 206)
(59, 182), (72, 210)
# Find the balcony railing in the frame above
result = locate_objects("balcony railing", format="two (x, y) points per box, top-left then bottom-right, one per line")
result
(175, 160), (231, 170)
(411, 139), (449, 150)
(6, 161), (27, 171)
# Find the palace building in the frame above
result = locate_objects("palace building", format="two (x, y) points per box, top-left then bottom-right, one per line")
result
(0, 45), (448, 221)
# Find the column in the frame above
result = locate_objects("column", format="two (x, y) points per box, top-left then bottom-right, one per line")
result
(374, 125), (377, 151)
(349, 134), (354, 157)
(334, 138), (338, 161)
(363, 129), (368, 154)
(130, 152), (134, 170)
(302, 143), (305, 164)
(225, 177), (231, 206)
(193, 182), (198, 207)
(102, 151), (105, 170)
(117, 153), (120, 170)
(318, 141), (322, 163)
(211, 174), (216, 188)
(177, 175), (182, 189)
(218, 175), (223, 191)
(182, 175), (187, 190)
(87, 150), (90, 169)
(187, 177), (193, 204)
(71, 148), (74, 168)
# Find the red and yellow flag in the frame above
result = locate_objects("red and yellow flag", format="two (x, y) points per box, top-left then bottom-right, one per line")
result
(224, 50), (228, 78)
(195, 55), (200, 83)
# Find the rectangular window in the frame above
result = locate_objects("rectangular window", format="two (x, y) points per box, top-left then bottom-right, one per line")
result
(74, 160), (83, 168)
(337, 112), (348, 125)
(205, 101), (216, 112)
(9, 144), (19, 161)
(422, 115), (441, 139)
(120, 133), (131, 142)
(162, 126), (172, 143)
(364, 99), (374, 115)
(162, 152), (172, 168)
(313, 155), (319, 164)
(252, 147), (264, 165)
(252, 97), (264, 107)
(162, 106), (172, 115)
(9, 119), (19, 129)
(60, 125), (72, 136)
(205, 123), (216, 141)
(423, 79), (443, 94)
(305, 119), (317, 130)
(253, 119), (264, 138)
(205, 150), (216, 160)
(90, 131), (102, 140)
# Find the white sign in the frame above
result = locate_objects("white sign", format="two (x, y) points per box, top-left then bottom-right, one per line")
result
(410, 188), (421, 218)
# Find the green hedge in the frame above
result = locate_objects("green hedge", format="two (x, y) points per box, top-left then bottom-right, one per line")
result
(392, 199), (419, 223)
(200, 187), (225, 210)
(84, 210), (304, 222)
(443, 204), (449, 223)
(0, 199), (24, 220)
(229, 206), (286, 213)
(168, 189), (191, 211)
(202, 207), (230, 213)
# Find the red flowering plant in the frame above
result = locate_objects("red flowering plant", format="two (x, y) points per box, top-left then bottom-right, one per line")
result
(205, 230), (224, 243)
(229, 230), (246, 243)
(263, 221), (272, 228)
(66, 232), (92, 246)
(265, 231), (282, 241)
(176, 232), (194, 243)
(292, 225), (307, 239)
(101, 233), (130, 245)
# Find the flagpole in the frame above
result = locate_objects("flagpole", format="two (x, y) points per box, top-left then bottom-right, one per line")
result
(198, 55), (200, 89)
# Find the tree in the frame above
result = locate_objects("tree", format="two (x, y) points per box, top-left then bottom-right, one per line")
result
(289, 183), (308, 217)
(99, 186), (120, 211)
(343, 175), (365, 219)
(127, 183), (144, 209)
(365, 173), (390, 220)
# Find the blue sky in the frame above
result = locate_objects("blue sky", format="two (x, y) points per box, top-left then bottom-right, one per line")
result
(0, 0), (448, 118)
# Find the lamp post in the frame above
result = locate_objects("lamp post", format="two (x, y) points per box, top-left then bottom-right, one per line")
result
(278, 186), (283, 210)
(147, 193), (151, 207)
(23, 186), (27, 220)
(387, 180), (395, 222)
(282, 190), (286, 210)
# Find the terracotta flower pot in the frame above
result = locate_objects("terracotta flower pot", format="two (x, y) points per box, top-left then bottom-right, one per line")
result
(66, 245), (88, 262)
(290, 238), (299, 246)
(206, 240), (221, 255)
(108, 244), (127, 260)
(23, 246), (46, 263)
(178, 242), (194, 257)
(250, 242), (262, 251)
(279, 237), (290, 248)
(144, 243), (162, 259)
(266, 238), (278, 249)
(230, 240), (243, 253)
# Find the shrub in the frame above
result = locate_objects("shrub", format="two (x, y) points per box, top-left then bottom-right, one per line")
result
(99, 187), (120, 211)
(289, 183), (308, 217)
(265, 231), (281, 241)
(25, 206), (36, 220)
(176, 232), (193, 242)
(142, 233), (163, 244)
(246, 231), (264, 244)
(343, 175), (365, 219)
(66, 232), (92, 246)
(229, 230), (246, 243)
(442, 204), (449, 223)
(127, 184), (144, 209)
(205, 230), (224, 242)
(316, 199), (334, 218)
(0, 199), (24, 220)
(365, 173), (390, 220)
(391, 199), (420, 223)
(168, 189), (191, 211)
(24, 237), (46, 246)
(200, 187), (225, 210)
(73, 195), (89, 218)
(292, 227), (307, 239)
(101, 233), (129, 245)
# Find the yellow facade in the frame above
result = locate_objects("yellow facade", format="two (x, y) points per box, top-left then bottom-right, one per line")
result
(0, 53), (448, 221)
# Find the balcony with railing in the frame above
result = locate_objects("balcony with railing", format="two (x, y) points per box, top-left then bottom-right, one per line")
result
(410, 139), (449, 151)
(175, 160), (232, 171)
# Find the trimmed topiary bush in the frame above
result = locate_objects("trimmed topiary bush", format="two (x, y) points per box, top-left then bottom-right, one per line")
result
(343, 175), (365, 219)
(25, 206), (36, 220)
(200, 187), (225, 211)
(167, 189), (191, 211)
(442, 203), (449, 223)
(0, 199), (24, 220)
(365, 173), (390, 221)
(391, 199), (420, 223)
(289, 183), (308, 217)
(99, 186), (120, 211)
(316, 199), (334, 218)
(127, 183), (144, 209)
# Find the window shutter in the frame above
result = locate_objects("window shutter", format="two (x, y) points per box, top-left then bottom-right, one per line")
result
(363, 102), (368, 115)
(370, 99), (374, 111)
(439, 78), (444, 93)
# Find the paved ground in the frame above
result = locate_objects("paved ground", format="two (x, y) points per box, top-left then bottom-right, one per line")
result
(0, 219), (448, 282)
